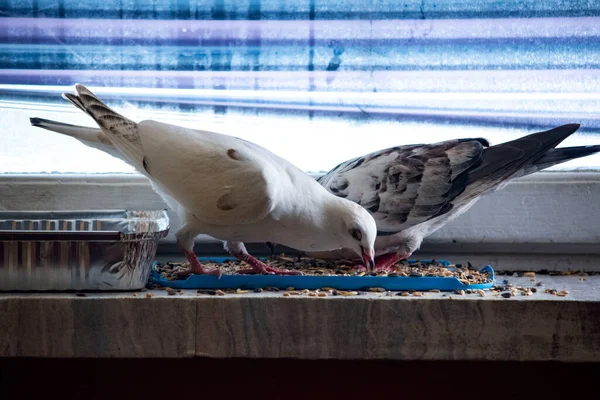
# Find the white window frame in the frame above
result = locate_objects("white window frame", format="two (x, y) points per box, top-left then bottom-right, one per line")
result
(1, 171), (599, 272)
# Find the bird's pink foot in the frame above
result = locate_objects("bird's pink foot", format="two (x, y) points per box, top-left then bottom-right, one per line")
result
(175, 249), (222, 278)
(236, 253), (303, 275)
(353, 252), (409, 273)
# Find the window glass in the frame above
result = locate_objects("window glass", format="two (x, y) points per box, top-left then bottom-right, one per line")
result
(2, 0), (599, 173)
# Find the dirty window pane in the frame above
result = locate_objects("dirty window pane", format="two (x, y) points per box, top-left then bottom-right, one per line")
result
(1, 0), (599, 173)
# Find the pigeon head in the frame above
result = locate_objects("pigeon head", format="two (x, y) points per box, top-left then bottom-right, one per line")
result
(336, 202), (377, 270)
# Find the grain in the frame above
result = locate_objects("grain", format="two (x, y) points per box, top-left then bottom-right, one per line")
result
(154, 257), (492, 284)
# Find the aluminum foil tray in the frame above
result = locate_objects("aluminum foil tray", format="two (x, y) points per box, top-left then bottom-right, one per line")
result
(0, 210), (169, 291)
(151, 258), (495, 291)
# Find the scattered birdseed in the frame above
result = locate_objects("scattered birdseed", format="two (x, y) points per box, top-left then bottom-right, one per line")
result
(75, 292), (87, 297)
(501, 292), (512, 298)
(369, 287), (386, 292)
(197, 289), (217, 295)
(236, 289), (249, 294)
(308, 292), (317, 297)
(477, 290), (485, 297)
(400, 292), (410, 297)
(254, 288), (263, 293)
(286, 287), (295, 291)
(429, 289), (441, 293)
(146, 293), (154, 298)
(454, 290), (465, 295)
(283, 292), (290, 297)
(523, 272), (536, 277)
(132, 293), (137, 297)
(166, 288), (177, 296)
(413, 291), (423, 297)
(215, 290), (225, 296)
(317, 292), (328, 297)
(288, 291), (301, 295)
(530, 287), (537, 293)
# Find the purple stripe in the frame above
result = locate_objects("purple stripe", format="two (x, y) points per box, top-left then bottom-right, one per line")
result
(2, 69), (600, 92)
(1, 17), (598, 43)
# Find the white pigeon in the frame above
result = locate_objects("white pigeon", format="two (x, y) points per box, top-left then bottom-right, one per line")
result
(308, 124), (600, 270)
(30, 84), (377, 276)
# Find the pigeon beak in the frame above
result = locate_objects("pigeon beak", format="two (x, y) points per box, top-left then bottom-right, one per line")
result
(361, 247), (376, 271)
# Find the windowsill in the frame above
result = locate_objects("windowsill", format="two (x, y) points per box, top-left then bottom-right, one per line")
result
(1, 274), (598, 361)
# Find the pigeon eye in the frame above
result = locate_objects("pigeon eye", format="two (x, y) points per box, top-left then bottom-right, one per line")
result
(349, 228), (362, 241)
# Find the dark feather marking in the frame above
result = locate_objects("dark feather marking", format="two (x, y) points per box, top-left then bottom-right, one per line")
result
(330, 178), (349, 192)
(142, 157), (151, 175)
(227, 149), (241, 160)
(380, 179), (388, 193)
(433, 202), (454, 218)
(389, 213), (409, 224)
(367, 196), (381, 213)
(353, 157), (365, 169)
(216, 193), (235, 211)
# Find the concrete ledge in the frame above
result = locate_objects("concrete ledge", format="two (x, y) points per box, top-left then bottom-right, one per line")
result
(1, 275), (599, 361)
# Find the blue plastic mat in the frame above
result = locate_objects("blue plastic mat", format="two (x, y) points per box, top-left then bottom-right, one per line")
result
(150, 258), (495, 291)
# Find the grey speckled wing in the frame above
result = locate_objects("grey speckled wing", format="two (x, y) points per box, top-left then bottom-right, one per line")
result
(317, 138), (489, 234)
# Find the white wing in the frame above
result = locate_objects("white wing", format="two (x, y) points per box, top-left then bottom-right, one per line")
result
(139, 120), (281, 226)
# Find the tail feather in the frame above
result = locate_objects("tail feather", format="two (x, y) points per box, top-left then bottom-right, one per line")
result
(531, 145), (600, 171)
(62, 84), (145, 171)
(466, 123), (581, 186)
(29, 117), (128, 163)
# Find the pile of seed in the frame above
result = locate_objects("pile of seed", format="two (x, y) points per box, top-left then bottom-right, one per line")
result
(154, 256), (492, 284)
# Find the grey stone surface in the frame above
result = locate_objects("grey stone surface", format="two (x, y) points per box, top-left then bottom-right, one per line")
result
(1, 276), (599, 360)
(2, 294), (196, 358)
(0, 298), (18, 356)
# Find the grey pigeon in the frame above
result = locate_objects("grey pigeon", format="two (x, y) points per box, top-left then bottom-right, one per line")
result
(308, 124), (600, 270)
